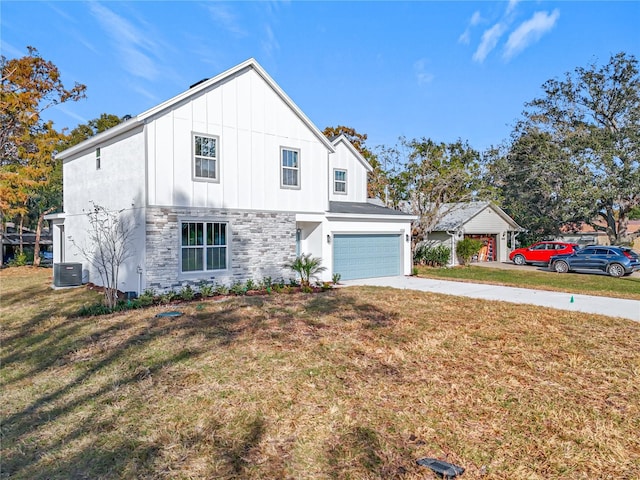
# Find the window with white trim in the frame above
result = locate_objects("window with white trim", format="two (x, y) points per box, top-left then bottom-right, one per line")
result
(334, 169), (347, 194)
(281, 147), (300, 188)
(193, 134), (219, 180)
(181, 221), (227, 272)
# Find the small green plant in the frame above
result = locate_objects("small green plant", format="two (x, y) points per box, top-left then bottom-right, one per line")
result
(456, 238), (484, 266)
(261, 276), (273, 290)
(78, 302), (113, 317)
(286, 254), (326, 287)
(301, 285), (313, 293)
(245, 279), (257, 291)
(10, 252), (29, 267)
(412, 266), (418, 276)
(179, 285), (195, 301)
(160, 290), (178, 304)
(321, 282), (333, 291)
(214, 282), (229, 295)
(198, 282), (214, 298)
(230, 281), (246, 296)
(332, 273), (341, 285)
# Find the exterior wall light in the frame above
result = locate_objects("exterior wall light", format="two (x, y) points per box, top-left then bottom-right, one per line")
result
(327, 234), (331, 244)
(406, 234), (410, 242)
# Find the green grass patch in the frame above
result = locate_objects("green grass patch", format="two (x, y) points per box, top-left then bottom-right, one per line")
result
(416, 265), (640, 300)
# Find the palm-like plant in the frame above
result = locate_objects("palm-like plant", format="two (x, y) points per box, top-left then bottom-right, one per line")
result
(286, 254), (326, 287)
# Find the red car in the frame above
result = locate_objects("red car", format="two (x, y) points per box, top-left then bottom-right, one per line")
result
(509, 241), (580, 266)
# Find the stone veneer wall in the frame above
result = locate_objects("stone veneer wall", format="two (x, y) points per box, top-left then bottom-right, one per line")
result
(145, 207), (297, 291)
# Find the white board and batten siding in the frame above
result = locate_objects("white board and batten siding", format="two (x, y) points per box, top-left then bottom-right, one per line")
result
(329, 139), (369, 204)
(146, 68), (329, 213)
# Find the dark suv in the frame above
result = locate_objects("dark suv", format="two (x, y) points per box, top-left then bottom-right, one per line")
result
(549, 246), (640, 277)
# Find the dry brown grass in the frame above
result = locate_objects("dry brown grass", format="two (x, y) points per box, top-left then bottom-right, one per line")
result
(2, 267), (640, 479)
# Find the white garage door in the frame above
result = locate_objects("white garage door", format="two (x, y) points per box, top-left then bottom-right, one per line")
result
(333, 234), (401, 280)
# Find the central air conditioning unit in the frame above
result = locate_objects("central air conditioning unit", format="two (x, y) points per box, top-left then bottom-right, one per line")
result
(53, 263), (83, 287)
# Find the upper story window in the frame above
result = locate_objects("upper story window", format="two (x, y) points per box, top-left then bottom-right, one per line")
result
(281, 147), (300, 189)
(96, 148), (101, 170)
(194, 134), (219, 181)
(334, 169), (347, 194)
(181, 221), (227, 272)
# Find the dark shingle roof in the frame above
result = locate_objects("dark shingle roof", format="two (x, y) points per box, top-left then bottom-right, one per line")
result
(328, 201), (410, 216)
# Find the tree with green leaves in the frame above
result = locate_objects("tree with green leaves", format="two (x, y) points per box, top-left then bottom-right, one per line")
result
(1, 46), (86, 262)
(62, 113), (127, 150)
(380, 137), (494, 247)
(485, 128), (594, 243)
(520, 52), (640, 244)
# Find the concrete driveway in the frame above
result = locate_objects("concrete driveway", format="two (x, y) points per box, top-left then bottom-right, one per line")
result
(341, 275), (640, 322)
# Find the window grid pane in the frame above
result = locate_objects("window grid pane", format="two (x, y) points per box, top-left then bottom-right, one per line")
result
(194, 135), (218, 179)
(281, 149), (299, 187)
(181, 221), (228, 272)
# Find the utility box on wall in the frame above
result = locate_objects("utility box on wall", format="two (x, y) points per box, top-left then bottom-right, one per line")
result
(53, 263), (83, 287)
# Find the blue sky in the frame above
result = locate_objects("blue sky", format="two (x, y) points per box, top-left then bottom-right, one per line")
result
(2, 1), (638, 153)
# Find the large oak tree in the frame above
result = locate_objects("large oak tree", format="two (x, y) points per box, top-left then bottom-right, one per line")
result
(516, 52), (640, 244)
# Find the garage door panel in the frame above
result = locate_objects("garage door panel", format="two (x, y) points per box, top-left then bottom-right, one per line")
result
(333, 234), (401, 280)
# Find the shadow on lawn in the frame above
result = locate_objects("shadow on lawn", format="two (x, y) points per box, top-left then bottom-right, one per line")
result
(1, 298), (271, 479)
(3, 285), (401, 479)
(304, 290), (399, 328)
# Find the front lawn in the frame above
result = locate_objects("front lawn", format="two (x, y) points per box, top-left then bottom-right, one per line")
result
(2, 267), (639, 479)
(415, 264), (640, 300)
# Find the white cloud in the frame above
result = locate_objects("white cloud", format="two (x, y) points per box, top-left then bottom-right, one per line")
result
(89, 2), (160, 81)
(206, 4), (247, 37)
(0, 41), (25, 59)
(261, 24), (280, 58)
(458, 10), (482, 45)
(506, 0), (520, 16)
(413, 59), (434, 86)
(54, 105), (88, 125)
(473, 23), (507, 63)
(503, 9), (560, 60)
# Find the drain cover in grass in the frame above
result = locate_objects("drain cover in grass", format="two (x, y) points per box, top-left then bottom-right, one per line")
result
(155, 311), (183, 318)
(416, 458), (464, 478)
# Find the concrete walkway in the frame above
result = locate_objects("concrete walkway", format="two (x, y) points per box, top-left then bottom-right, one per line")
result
(341, 276), (640, 322)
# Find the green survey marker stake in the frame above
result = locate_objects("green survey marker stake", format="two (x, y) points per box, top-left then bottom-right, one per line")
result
(570, 296), (574, 303)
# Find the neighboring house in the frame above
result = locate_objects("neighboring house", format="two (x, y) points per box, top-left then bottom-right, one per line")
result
(48, 59), (415, 293)
(558, 220), (640, 249)
(0, 223), (53, 266)
(423, 202), (523, 266)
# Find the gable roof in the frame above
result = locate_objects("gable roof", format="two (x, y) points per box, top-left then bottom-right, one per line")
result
(57, 58), (335, 160)
(432, 202), (523, 231)
(331, 135), (373, 172)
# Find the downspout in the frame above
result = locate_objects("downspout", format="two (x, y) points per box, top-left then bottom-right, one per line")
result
(446, 230), (457, 267)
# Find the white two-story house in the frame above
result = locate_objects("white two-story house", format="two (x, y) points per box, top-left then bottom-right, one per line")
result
(49, 59), (415, 294)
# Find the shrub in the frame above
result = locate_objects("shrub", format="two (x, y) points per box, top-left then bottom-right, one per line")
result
(229, 281), (246, 296)
(414, 244), (451, 267)
(456, 238), (484, 266)
(214, 283), (229, 296)
(332, 273), (341, 285)
(160, 290), (178, 304)
(199, 282), (214, 298)
(245, 279), (257, 291)
(286, 254), (326, 287)
(179, 285), (195, 301)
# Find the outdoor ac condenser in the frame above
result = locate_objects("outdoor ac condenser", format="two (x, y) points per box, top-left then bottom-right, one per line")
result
(53, 263), (83, 287)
